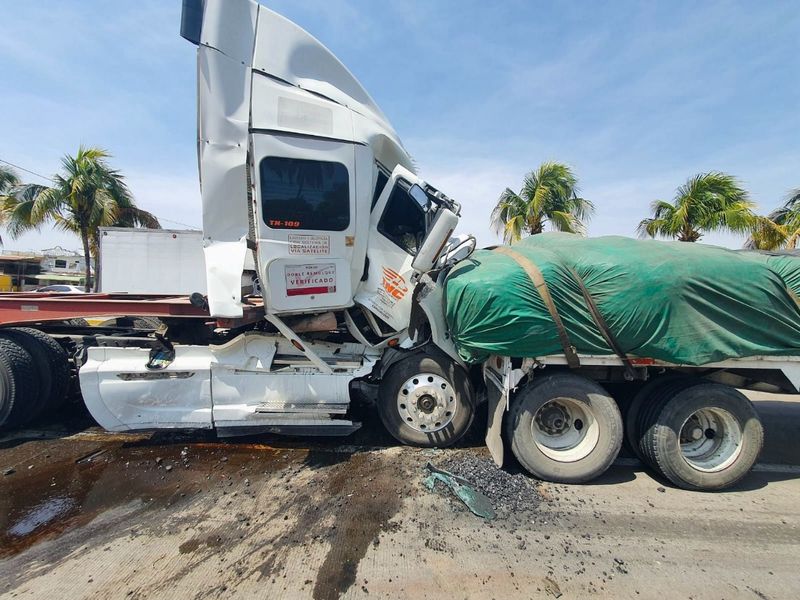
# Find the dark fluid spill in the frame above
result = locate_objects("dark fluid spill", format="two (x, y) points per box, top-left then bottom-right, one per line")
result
(0, 435), (305, 558)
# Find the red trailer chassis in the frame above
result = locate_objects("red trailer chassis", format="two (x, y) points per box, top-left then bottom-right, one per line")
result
(0, 293), (264, 328)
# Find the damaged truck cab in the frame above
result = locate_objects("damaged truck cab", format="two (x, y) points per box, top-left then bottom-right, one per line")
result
(79, 0), (476, 445)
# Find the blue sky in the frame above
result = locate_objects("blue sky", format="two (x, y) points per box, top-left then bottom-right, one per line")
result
(1, 0), (798, 252)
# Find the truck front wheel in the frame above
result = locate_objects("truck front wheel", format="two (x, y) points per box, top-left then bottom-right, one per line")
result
(506, 374), (623, 483)
(378, 351), (475, 447)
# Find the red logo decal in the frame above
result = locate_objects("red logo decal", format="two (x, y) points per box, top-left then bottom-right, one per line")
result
(382, 267), (408, 300)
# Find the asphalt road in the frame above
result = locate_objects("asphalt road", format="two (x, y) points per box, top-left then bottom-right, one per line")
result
(0, 393), (798, 600)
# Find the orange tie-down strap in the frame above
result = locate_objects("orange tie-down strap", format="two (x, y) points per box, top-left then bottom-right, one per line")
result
(493, 246), (580, 369)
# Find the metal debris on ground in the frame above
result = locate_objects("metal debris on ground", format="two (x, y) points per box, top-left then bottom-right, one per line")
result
(436, 453), (543, 516)
(424, 463), (496, 520)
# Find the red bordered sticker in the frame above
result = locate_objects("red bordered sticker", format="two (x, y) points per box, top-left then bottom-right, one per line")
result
(285, 263), (336, 296)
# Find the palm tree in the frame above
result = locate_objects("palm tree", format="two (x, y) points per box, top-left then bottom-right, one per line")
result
(491, 162), (594, 244)
(3, 146), (160, 291)
(637, 172), (756, 242)
(746, 189), (800, 251)
(0, 165), (21, 244)
(0, 164), (19, 195)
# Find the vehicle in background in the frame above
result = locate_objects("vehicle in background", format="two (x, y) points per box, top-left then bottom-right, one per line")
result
(34, 285), (85, 294)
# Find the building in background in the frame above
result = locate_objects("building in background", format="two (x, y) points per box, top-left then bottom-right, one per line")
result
(0, 252), (42, 291)
(0, 248), (87, 291)
(35, 247), (86, 288)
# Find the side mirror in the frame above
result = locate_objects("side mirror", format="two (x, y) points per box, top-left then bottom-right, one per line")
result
(411, 208), (459, 274)
(408, 184), (430, 213)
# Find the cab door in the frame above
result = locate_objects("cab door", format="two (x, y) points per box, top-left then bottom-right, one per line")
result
(354, 165), (429, 332)
(251, 133), (359, 315)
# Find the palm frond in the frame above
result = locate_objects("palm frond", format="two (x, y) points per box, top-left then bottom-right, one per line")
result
(496, 162), (590, 241)
(745, 216), (789, 250)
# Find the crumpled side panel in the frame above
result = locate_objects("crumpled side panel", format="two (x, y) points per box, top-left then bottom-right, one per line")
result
(196, 33), (253, 317)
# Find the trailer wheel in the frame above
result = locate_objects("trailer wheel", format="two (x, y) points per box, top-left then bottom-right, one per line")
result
(625, 375), (696, 461)
(640, 383), (763, 491)
(1, 328), (70, 411)
(60, 318), (90, 327)
(0, 338), (40, 428)
(378, 351), (475, 447)
(506, 374), (622, 484)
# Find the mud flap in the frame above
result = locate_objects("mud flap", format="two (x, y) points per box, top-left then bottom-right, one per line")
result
(485, 374), (505, 467)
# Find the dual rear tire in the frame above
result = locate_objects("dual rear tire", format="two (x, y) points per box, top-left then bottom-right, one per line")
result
(630, 379), (763, 491)
(0, 328), (70, 429)
(500, 373), (761, 491)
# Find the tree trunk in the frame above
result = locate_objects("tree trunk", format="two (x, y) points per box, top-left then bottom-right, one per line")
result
(81, 229), (92, 293)
(93, 254), (100, 292)
(91, 231), (100, 292)
(527, 216), (543, 235)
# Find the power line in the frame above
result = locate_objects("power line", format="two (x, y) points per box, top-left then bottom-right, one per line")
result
(0, 158), (54, 183)
(158, 217), (200, 229)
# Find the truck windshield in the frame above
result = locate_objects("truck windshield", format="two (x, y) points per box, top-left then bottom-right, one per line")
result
(260, 157), (350, 231)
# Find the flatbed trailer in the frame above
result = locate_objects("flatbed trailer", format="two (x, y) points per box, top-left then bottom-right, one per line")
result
(0, 292), (263, 327)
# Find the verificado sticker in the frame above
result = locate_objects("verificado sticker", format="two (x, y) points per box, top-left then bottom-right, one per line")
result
(285, 264), (336, 296)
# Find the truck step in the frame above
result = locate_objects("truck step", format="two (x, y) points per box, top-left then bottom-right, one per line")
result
(254, 402), (349, 414)
(216, 418), (360, 438)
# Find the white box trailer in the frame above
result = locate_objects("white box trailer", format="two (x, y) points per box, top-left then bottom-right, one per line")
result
(98, 228), (208, 295)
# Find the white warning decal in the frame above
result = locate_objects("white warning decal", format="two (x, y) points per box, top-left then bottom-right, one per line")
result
(288, 234), (331, 255)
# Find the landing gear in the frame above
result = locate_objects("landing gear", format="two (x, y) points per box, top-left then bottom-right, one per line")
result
(378, 351), (475, 447)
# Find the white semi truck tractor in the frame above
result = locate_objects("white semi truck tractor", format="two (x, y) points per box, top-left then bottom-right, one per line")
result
(0, 0), (795, 492)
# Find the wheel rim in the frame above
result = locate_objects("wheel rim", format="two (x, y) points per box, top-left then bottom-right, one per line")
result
(530, 397), (600, 462)
(679, 407), (743, 472)
(396, 373), (456, 433)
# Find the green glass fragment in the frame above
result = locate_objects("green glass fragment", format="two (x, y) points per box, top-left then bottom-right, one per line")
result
(424, 463), (496, 520)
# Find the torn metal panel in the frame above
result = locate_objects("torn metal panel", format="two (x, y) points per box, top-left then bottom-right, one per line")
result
(204, 239), (248, 318)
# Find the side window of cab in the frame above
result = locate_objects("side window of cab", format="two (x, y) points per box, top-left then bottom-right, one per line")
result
(377, 180), (428, 255)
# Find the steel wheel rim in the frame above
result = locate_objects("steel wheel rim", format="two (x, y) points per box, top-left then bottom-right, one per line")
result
(679, 407), (743, 472)
(530, 397), (600, 462)
(396, 373), (456, 433)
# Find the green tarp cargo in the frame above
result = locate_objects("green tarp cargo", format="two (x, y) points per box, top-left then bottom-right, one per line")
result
(444, 233), (800, 365)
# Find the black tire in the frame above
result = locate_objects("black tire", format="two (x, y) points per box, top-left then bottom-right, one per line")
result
(506, 373), (623, 484)
(60, 318), (90, 327)
(626, 375), (696, 462)
(0, 338), (40, 428)
(0, 329), (52, 421)
(640, 383), (763, 491)
(378, 350), (475, 447)
(97, 317), (161, 329)
(1, 328), (70, 411)
(603, 382), (644, 457)
(635, 377), (700, 469)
